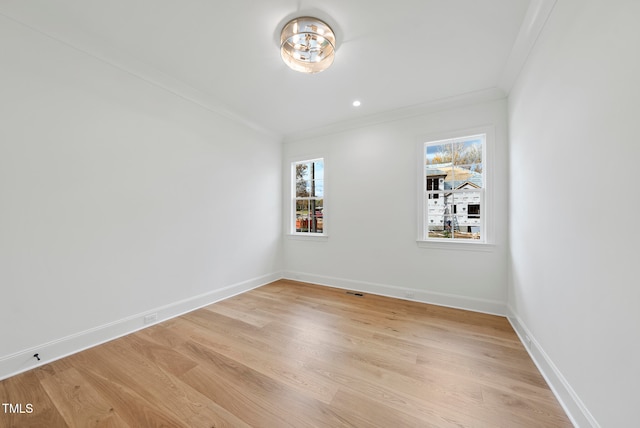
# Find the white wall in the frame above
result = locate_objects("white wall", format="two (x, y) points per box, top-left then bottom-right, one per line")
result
(0, 16), (282, 378)
(283, 97), (509, 314)
(508, 0), (640, 426)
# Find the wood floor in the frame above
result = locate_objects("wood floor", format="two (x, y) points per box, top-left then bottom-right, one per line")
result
(0, 280), (572, 427)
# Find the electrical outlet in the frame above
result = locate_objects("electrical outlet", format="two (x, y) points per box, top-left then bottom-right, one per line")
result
(144, 313), (158, 325)
(525, 335), (532, 349)
(405, 292), (415, 299)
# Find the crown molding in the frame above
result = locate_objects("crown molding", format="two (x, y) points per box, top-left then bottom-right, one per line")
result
(498, 0), (558, 94)
(283, 87), (507, 143)
(0, 11), (281, 140)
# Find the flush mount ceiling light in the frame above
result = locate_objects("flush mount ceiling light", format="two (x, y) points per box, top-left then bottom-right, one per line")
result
(280, 16), (336, 74)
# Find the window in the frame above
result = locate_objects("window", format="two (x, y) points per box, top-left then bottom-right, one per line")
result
(468, 204), (480, 219)
(426, 177), (440, 199)
(292, 158), (324, 235)
(421, 134), (486, 242)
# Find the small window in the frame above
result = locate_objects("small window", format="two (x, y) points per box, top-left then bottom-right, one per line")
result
(468, 204), (480, 219)
(421, 134), (486, 242)
(426, 177), (440, 199)
(292, 158), (324, 235)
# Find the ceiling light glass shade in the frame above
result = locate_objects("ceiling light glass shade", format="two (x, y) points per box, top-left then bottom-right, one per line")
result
(280, 17), (336, 74)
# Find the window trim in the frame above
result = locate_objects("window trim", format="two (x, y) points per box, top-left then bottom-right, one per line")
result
(289, 156), (328, 238)
(416, 126), (494, 249)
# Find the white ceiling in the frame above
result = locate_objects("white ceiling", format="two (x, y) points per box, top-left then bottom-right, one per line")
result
(0, 0), (552, 138)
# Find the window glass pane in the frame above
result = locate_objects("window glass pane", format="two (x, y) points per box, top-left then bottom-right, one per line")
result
(442, 166), (456, 191)
(311, 179), (324, 198)
(426, 211), (482, 240)
(449, 141), (464, 165)
(293, 158), (325, 234)
(313, 160), (324, 180)
(456, 164), (483, 188)
(426, 144), (448, 167)
(295, 199), (324, 233)
(443, 193), (456, 217)
(455, 223), (481, 240)
(295, 200), (309, 232)
(444, 166), (480, 190)
(295, 199), (309, 213)
(456, 138), (483, 167)
(431, 139), (482, 166)
(426, 203), (447, 238)
(296, 180), (310, 197)
(307, 198), (322, 233)
(428, 225), (449, 239)
(311, 201), (323, 233)
(297, 215), (310, 232)
(297, 180), (323, 197)
(296, 162), (311, 181)
(427, 225), (442, 239)
(443, 215), (454, 237)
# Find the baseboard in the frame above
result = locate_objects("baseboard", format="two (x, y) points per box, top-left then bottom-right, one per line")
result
(0, 271), (283, 381)
(283, 271), (506, 316)
(506, 306), (600, 428)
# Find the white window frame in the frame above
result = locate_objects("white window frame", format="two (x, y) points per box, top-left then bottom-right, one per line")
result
(417, 126), (494, 250)
(289, 157), (327, 238)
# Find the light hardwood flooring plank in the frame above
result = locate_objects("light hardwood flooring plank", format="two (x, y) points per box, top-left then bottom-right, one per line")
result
(0, 369), (67, 427)
(39, 367), (130, 427)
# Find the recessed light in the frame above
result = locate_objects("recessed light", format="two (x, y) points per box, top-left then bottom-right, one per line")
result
(352, 100), (361, 107)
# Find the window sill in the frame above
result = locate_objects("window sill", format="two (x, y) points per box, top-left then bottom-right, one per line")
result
(416, 239), (495, 252)
(286, 233), (329, 242)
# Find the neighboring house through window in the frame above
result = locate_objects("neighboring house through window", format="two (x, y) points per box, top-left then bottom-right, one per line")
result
(421, 133), (486, 242)
(292, 158), (324, 235)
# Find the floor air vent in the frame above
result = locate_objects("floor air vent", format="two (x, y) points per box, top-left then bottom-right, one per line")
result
(346, 291), (364, 297)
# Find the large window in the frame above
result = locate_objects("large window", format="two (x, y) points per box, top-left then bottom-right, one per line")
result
(292, 158), (324, 235)
(422, 134), (486, 242)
